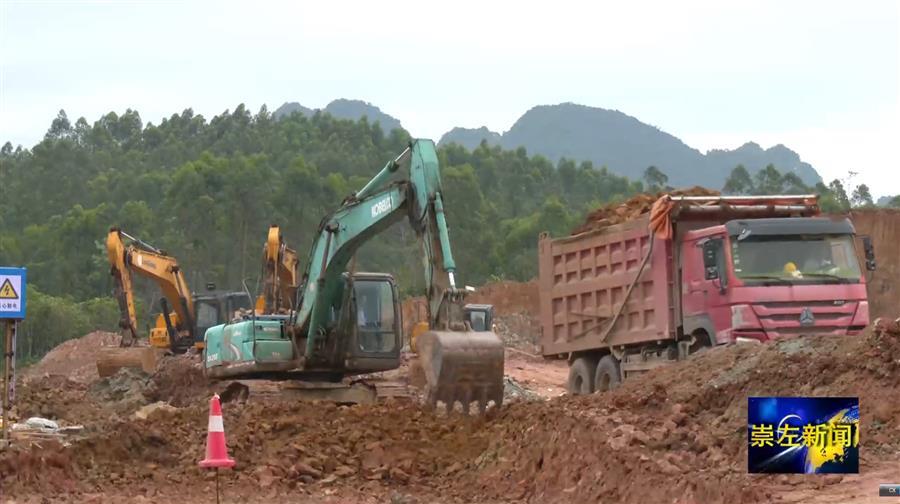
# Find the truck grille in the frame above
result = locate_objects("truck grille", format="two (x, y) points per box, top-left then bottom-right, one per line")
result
(751, 302), (858, 338)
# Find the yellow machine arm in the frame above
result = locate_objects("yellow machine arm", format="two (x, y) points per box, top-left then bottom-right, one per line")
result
(106, 227), (195, 348)
(255, 224), (300, 314)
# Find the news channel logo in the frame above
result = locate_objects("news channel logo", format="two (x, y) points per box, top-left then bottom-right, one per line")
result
(747, 397), (859, 474)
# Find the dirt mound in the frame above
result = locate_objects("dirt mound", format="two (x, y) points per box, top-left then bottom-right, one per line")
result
(13, 375), (112, 427)
(873, 316), (900, 336)
(401, 279), (540, 337)
(463, 330), (900, 503)
(0, 441), (77, 495)
(2, 398), (492, 499)
(493, 313), (540, 351)
(25, 331), (121, 383)
(850, 208), (900, 319)
(147, 354), (213, 407)
(89, 368), (156, 411)
(573, 186), (720, 235)
(466, 280), (539, 317)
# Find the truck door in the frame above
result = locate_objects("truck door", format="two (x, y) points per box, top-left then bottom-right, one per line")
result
(682, 236), (729, 342)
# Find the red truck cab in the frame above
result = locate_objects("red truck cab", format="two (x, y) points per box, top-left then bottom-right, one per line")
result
(681, 217), (870, 344)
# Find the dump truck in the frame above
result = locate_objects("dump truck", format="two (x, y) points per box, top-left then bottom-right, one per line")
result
(538, 194), (877, 394)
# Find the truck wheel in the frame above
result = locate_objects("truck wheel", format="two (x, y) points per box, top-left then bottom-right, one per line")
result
(567, 356), (597, 395)
(594, 355), (621, 392)
(690, 330), (713, 354)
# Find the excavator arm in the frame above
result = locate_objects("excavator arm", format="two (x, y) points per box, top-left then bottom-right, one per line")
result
(255, 224), (300, 314)
(294, 143), (455, 351)
(106, 228), (195, 350)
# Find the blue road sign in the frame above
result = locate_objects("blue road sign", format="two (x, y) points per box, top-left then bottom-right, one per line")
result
(0, 267), (26, 319)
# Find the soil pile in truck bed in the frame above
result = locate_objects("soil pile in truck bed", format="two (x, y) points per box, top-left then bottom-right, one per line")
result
(572, 186), (720, 235)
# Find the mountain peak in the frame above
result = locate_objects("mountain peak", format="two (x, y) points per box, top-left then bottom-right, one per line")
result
(439, 126), (502, 149)
(273, 99), (402, 132)
(441, 103), (821, 187)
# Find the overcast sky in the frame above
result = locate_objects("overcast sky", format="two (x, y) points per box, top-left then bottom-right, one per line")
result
(1, 0), (898, 196)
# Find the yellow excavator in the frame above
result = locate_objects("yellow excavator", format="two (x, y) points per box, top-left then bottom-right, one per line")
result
(254, 224), (301, 314)
(97, 228), (252, 377)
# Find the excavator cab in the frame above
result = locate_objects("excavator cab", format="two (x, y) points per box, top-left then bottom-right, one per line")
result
(464, 304), (494, 332)
(342, 273), (402, 372)
(192, 290), (253, 344)
(150, 289), (253, 352)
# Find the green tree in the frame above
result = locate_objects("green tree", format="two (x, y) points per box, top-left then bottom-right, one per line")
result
(722, 165), (753, 194)
(828, 179), (851, 211)
(45, 109), (73, 141)
(851, 184), (874, 208)
(643, 165), (668, 191)
(780, 173), (808, 194)
(753, 164), (784, 195)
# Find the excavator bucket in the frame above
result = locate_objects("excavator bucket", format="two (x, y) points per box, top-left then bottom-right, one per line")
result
(96, 346), (159, 378)
(416, 330), (505, 414)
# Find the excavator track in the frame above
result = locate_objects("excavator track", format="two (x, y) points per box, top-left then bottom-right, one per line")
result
(416, 330), (505, 414)
(218, 379), (417, 406)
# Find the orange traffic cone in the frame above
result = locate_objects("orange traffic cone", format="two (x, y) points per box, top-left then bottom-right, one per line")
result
(199, 393), (235, 469)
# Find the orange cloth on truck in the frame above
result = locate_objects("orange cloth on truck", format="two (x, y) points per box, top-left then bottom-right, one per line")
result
(649, 195), (676, 240)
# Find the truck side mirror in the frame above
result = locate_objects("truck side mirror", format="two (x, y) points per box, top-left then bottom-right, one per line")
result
(702, 240), (719, 280)
(862, 236), (876, 271)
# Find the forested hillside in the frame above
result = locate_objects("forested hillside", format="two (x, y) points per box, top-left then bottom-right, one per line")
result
(0, 105), (644, 358)
(0, 105), (879, 361)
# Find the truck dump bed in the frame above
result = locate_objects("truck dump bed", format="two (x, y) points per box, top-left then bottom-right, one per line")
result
(538, 216), (671, 356)
(539, 194), (821, 358)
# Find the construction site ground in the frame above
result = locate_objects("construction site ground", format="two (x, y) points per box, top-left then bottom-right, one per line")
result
(3, 207), (899, 504)
(3, 317), (899, 503)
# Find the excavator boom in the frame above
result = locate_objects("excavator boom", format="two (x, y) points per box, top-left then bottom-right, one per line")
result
(256, 224), (300, 314)
(106, 228), (196, 349)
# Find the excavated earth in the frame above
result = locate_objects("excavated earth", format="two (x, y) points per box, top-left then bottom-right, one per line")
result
(571, 186), (720, 235)
(3, 318), (899, 503)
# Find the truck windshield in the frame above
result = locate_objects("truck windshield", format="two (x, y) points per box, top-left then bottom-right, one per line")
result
(730, 234), (861, 284)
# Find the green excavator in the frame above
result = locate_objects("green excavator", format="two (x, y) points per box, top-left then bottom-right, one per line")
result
(203, 139), (505, 412)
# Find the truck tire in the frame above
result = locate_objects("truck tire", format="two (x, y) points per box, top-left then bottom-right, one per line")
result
(690, 330), (713, 354)
(594, 355), (621, 392)
(567, 356), (597, 395)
